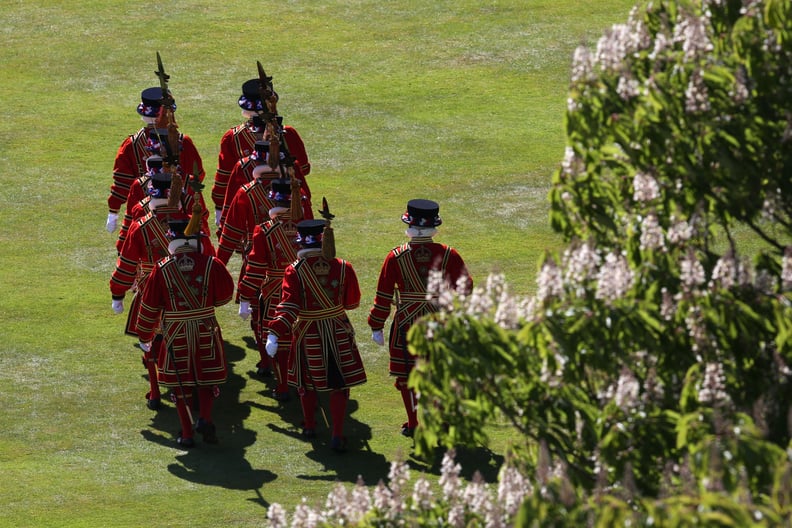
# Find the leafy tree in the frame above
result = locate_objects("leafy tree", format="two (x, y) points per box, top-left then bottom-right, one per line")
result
(408, 0), (792, 517)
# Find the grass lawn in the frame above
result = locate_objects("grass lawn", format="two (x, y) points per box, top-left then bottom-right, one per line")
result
(0, 1), (635, 525)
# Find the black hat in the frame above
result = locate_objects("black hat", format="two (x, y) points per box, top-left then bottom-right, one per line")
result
(166, 218), (190, 239)
(254, 140), (270, 155)
(401, 199), (442, 227)
(296, 219), (326, 247)
(238, 79), (279, 112)
(148, 168), (172, 198)
(146, 155), (164, 170)
(267, 178), (292, 203)
(137, 87), (176, 117)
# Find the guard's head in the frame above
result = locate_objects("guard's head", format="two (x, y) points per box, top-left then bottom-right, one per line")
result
(295, 219), (326, 248)
(238, 78), (278, 116)
(402, 199), (442, 227)
(137, 87), (176, 120)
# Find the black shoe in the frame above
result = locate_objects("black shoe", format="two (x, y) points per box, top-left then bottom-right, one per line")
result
(272, 390), (290, 402)
(195, 418), (218, 444)
(255, 361), (272, 378)
(301, 428), (317, 440)
(145, 392), (161, 410)
(176, 432), (195, 448)
(330, 436), (347, 453)
(400, 422), (416, 438)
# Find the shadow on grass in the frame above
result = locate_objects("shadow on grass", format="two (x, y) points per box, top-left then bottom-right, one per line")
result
(407, 444), (505, 484)
(265, 397), (391, 486)
(140, 339), (276, 508)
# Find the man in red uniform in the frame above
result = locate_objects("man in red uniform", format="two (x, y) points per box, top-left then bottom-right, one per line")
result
(237, 179), (302, 397)
(110, 175), (213, 411)
(367, 199), (472, 437)
(266, 219), (367, 452)
(116, 160), (212, 254)
(136, 220), (235, 448)
(219, 140), (286, 230)
(106, 87), (204, 234)
(211, 77), (311, 227)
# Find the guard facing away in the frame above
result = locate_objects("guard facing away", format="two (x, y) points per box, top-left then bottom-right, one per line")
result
(211, 73), (311, 227)
(237, 178), (303, 395)
(106, 85), (204, 235)
(266, 215), (367, 453)
(135, 220), (235, 448)
(367, 199), (472, 438)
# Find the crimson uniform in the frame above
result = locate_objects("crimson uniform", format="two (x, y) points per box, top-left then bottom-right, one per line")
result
(211, 77), (311, 213)
(213, 122), (311, 210)
(110, 207), (211, 408)
(216, 178), (313, 265)
(117, 188), (213, 254)
(268, 220), (367, 451)
(106, 87), (205, 241)
(108, 126), (204, 215)
(238, 184), (301, 396)
(136, 241), (235, 447)
(367, 199), (472, 437)
(219, 149), (309, 229)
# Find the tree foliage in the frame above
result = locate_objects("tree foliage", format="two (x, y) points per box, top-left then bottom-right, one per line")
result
(407, 0), (792, 523)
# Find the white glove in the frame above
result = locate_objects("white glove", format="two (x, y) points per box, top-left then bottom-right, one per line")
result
(265, 334), (278, 357)
(112, 299), (124, 314)
(238, 301), (252, 321)
(372, 330), (385, 346)
(106, 212), (119, 233)
(214, 209), (222, 227)
(139, 340), (152, 353)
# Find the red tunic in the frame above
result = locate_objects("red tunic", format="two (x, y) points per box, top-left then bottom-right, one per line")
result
(238, 218), (301, 350)
(211, 122), (311, 210)
(216, 180), (313, 265)
(136, 251), (235, 387)
(269, 250), (367, 392)
(108, 127), (204, 213)
(116, 191), (214, 254)
(367, 237), (472, 377)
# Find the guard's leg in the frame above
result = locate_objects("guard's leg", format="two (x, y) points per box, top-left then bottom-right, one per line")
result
(396, 377), (418, 437)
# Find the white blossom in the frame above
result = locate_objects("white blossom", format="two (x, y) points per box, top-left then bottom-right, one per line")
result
(660, 287), (677, 321)
(562, 240), (601, 289)
(536, 257), (564, 302)
(266, 503), (288, 528)
(571, 45), (594, 83)
(411, 477), (434, 511)
(668, 218), (693, 245)
(639, 213), (665, 251)
(561, 146), (585, 177)
(673, 12), (713, 62)
(710, 252), (737, 290)
(782, 247), (792, 291)
(685, 68), (711, 114)
(615, 367), (641, 412)
(595, 251), (634, 305)
(680, 251), (706, 289)
(698, 362), (731, 406)
(633, 171), (660, 202)
(617, 74), (641, 100)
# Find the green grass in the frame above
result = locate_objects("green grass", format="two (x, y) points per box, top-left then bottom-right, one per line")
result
(0, 0), (635, 525)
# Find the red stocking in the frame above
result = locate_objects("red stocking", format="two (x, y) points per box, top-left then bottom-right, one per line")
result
(173, 387), (194, 438)
(397, 378), (418, 428)
(329, 389), (349, 438)
(300, 389), (318, 430)
(197, 386), (214, 423)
